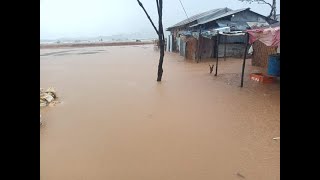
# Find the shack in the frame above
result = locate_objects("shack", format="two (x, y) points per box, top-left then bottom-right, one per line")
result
(248, 25), (280, 68)
(166, 7), (278, 61)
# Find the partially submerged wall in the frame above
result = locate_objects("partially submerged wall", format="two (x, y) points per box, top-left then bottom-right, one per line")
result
(182, 37), (247, 60)
(185, 37), (198, 60)
(218, 44), (246, 58)
(252, 40), (277, 67)
(199, 37), (214, 59)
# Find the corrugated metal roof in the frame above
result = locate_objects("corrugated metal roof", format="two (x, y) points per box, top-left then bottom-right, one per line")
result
(270, 22), (280, 27)
(197, 8), (249, 25)
(170, 8), (249, 30)
(167, 7), (232, 30)
(167, 7), (277, 31)
(216, 20), (249, 31)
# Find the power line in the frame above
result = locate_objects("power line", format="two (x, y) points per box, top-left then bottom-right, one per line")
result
(178, 0), (189, 20)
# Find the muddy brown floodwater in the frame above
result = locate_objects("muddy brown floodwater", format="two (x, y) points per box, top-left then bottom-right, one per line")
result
(40, 45), (280, 180)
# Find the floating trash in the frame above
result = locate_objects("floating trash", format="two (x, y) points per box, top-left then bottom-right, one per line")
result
(40, 87), (60, 126)
(40, 87), (59, 107)
(40, 99), (47, 107)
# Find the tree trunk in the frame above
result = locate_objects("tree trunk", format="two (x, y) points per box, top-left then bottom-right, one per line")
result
(266, 0), (276, 20)
(137, 0), (165, 81)
(272, 0), (276, 20)
(157, 0), (164, 81)
(157, 35), (164, 81)
(268, 0), (276, 20)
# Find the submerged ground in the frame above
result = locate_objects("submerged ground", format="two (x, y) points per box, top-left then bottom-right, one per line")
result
(40, 45), (280, 180)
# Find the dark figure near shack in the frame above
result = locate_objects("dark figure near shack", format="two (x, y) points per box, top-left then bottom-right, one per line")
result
(209, 64), (214, 74)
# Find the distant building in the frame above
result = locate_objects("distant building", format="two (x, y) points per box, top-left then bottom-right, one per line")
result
(166, 7), (278, 60)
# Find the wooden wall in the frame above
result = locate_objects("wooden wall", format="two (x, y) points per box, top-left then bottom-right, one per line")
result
(252, 40), (277, 67)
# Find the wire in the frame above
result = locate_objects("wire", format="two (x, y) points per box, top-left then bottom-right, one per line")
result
(178, 0), (189, 20)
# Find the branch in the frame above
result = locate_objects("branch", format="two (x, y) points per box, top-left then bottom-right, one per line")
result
(238, 0), (272, 7)
(159, 0), (163, 23)
(257, 0), (272, 7)
(137, 0), (159, 35)
(156, 0), (160, 15)
(267, 6), (276, 19)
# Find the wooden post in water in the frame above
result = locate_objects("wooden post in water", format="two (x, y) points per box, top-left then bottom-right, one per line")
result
(215, 31), (219, 76)
(240, 33), (249, 87)
(224, 35), (227, 61)
(211, 36), (215, 58)
(197, 28), (202, 63)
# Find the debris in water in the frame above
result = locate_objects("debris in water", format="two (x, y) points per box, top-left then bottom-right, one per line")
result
(49, 100), (61, 107)
(40, 87), (60, 126)
(40, 99), (47, 107)
(236, 172), (245, 178)
(209, 64), (214, 74)
(42, 93), (54, 103)
(273, 137), (280, 140)
(40, 87), (59, 107)
(45, 87), (57, 98)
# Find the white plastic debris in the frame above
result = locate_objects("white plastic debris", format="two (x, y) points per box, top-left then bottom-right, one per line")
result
(46, 87), (57, 98)
(248, 45), (253, 54)
(42, 93), (54, 103)
(40, 87), (59, 107)
(40, 99), (47, 107)
(273, 137), (280, 140)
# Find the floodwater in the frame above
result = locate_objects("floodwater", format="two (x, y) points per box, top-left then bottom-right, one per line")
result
(40, 45), (280, 180)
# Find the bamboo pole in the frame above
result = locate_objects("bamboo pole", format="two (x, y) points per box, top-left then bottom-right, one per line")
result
(240, 33), (249, 87)
(215, 31), (219, 76)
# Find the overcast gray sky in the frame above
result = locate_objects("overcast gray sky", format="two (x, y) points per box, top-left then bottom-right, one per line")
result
(40, 0), (280, 40)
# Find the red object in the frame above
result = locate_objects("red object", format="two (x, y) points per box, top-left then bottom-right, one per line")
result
(250, 73), (276, 83)
(246, 27), (280, 47)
